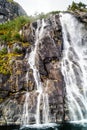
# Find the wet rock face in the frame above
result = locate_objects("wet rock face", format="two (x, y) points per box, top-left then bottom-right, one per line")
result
(21, 23), (35, 43)
(37, 16), (64, 123)
(0, 0), (26, 23)
(0, 14), (65, 124)
(68, 11), (87, 24)
(39, 36), (60, 61)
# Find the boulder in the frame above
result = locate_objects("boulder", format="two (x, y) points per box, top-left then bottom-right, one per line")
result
(0, 0), (27, 23)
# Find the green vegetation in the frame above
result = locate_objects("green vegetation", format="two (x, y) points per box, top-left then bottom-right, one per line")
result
(0, 16), (31, 75)
(7, 0), (14, 2)
(68, 1), (87, 12)
(48, 11), (60, 15)
(0, 53), (22, 75)
(13, 47), (22, 54)
(0, 11), (60, 44)
(0, 16), (30, 42)
(0, 48), (7, 55)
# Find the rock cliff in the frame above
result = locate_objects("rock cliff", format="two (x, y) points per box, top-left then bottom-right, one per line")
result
(0, 0), (27, 23)
(0, 14), (65, 124)
(0, 1), (87, 125)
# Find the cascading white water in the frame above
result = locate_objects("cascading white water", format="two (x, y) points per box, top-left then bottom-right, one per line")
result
(29, 19), (46, 124)
(42, 93), (49, 123)
(22, 71), (30, 125)
(29, 19), (50, 124)
(28, 19), (46, 91)
(60, 13), (87, 122)
(22, 93), (30, 125)
(22, 19), (50, 125)
(26, 71), (29, 89)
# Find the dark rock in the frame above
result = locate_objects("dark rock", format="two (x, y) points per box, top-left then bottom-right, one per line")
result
(39, 36), (60, 61)
(0, 0), (27, 23)
(0, 91), (8, 99)
(39, 56), (48, 76)
(45, 79), (64, 122)
(45, 61), (61, 80)
(32, 22), (37, 29)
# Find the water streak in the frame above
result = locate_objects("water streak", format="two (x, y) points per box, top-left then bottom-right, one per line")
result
(23, 19), (50, 125)
(28, 19), (46, 91)
(60, 13), (87, 121)
(22, 93), (30, 125)
(42, 93), (49, 123)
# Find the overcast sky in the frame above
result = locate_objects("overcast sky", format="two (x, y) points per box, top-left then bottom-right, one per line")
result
(14, 0), (87, 16)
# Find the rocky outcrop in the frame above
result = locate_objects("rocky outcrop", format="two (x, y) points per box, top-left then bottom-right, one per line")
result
(0, 14), (65, 125)
(0, 10), (87, 125)
(0, 0), (27, 23)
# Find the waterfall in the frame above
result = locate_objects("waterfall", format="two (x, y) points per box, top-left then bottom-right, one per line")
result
(22, 19), (50, 125)
(22, 93), (30, 125)
(29, 19), (49, 124)
(60, 13), (87, 122)
(28, 19), (46, 91)
(42, 93), (49, 124)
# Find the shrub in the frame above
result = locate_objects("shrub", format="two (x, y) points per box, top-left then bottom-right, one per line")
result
(0, 16), (30, 42)
(13, 47), (22, 54)
(68, 1), (87, 11)
(0, 53), (22, 75)
(7, 0), (13, 2)
(13, 33), (21, 40)
(0, 35), (8, 41)
(0, 48), (8, 55)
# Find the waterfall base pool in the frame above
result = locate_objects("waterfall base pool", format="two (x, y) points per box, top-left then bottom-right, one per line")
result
(0, 123), (87, 130)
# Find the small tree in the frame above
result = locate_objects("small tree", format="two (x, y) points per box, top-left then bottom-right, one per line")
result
(68, 1), (87, 11)
(68, 2), (78, 11)
(78, 2), (87, 9)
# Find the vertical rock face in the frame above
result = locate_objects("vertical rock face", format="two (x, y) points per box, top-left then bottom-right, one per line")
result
(0, 0), (27, 23)
(35, 15), (64, 123)
(0, 9), (87, 124)
(0, 14), (65, 125)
